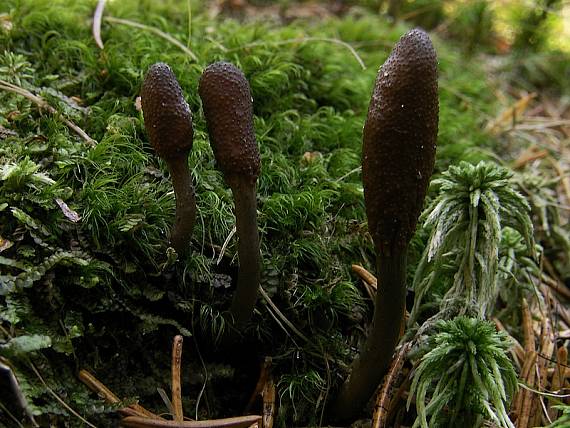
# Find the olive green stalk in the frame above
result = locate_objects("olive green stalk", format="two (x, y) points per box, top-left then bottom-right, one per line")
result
(198, 61), (261, 327)
(141, 63), (196, 257)
(333, 28), (438, 421)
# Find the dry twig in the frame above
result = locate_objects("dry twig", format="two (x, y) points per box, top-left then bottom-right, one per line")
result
(78, 369), (163, 419)
(371, 342), (411, 428)
(262, 377), (276, 428)
(0, 79), (96, 145)
(171, 335), (184, 422)
(244, 357), (272, 413)
(121, 415), (262, 428)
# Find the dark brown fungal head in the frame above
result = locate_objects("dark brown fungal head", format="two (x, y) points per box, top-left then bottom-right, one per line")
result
(198, 61), (260, 186)
(362, 28), (438, 256)
(333, 29), (439, 421)
(141, 63), (196, 256)
(199, 61), (261, 327)
(141, 63), (193, 162)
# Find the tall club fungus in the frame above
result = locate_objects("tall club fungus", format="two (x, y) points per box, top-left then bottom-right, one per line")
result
(333, 28), (439, 421)
(141, 63), (196, 257)
(199, 61), (261, 328)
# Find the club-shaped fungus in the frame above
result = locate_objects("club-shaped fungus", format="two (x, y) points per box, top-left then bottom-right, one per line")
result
(141, 63), (196, 257)
(333, 28), (438, 421)
(198, 61), (261, 327)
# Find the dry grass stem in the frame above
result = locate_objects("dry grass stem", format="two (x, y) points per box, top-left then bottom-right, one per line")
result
(514, 351), (538, 428)
(522, 298), (535, 354)
(548, 156), (570, 204)
(548, 346), (568, 420)
(228, 37), (366, 70)
(486, 92), (536, 135)
(512, 145), (548, 169)
(120, 415), (262, 428)
(104, 17), (198, 61)
(352, 264), (378, 290)
(542, 273), (570, 300)
(29, 363), (97, 428)
(534, 315), (555, 426)
(259, 286), (309, 343)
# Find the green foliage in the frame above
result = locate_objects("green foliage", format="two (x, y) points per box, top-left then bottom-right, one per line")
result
(410, 161), (536, 323)
(278, 369), (326, 424)
(512, 0), (563, 53)
(502, 50), (570, 94)
(409, 317), (517, 428)
(0, 50), (35, 85)
(1, 334), (51, 357)
(497, 227), (541, 308)
(446, 0), (496, 54)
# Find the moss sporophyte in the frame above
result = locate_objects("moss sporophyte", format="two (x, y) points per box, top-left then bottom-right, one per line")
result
(333, 28), (439, 421)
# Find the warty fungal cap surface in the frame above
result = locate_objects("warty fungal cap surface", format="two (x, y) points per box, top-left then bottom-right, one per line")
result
(198, 61), (260, 185)
(362, 28), (438, 255)
(141, 62), (193, 161)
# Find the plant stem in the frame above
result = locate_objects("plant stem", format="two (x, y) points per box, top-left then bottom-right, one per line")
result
(228, 179), (260, 327)
(332, 250), (407, 421)
(168, 157), (196, 257)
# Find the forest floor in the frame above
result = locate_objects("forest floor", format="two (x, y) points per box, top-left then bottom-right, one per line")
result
(0, 1), (569, 427)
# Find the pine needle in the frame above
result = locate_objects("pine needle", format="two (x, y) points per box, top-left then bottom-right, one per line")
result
(104, 16), (198, 61)
(229, 37), (366, 70)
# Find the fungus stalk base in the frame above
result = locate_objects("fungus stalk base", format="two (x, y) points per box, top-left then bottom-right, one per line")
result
(229, 181), (260, 327)
(169, 158), (196, 256)
(332, 251), (407, 421)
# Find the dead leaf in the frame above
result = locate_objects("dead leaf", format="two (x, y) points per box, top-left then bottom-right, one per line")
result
(55, 198), (81, 222)
(486, 92), (537, 134)
(0, 236), (13, 252)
